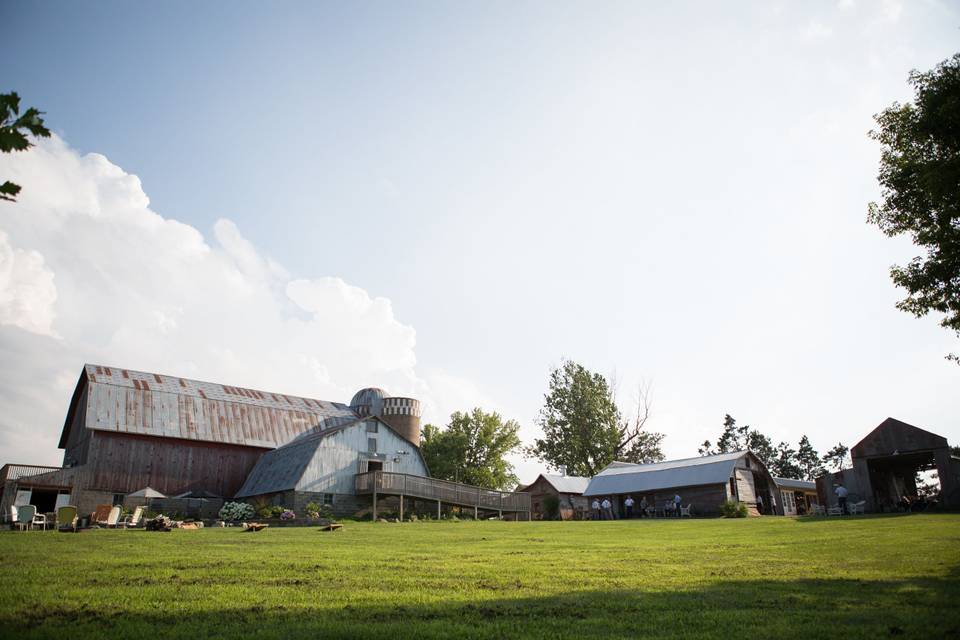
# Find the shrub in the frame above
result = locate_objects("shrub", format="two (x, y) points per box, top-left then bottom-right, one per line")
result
(319, 504), (334, 519)
(280, 509), (296, 521)
(720, 500), (748, 518)
(543, 495), (561, 520)
(270, 505), (284, 518)
(257, 507), (274, 519)
(219, 501), (255, 521)
(304, 502), (321, 518)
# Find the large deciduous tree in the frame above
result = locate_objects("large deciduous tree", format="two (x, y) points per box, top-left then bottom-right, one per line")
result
(526, 360), (664, 477)
(420, 408), (521, 491)
(868, 54), (960, 362)
(1, 92), (51, 202)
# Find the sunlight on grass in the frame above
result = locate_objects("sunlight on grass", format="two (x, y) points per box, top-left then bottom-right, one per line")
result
(1, 515), (958, 638)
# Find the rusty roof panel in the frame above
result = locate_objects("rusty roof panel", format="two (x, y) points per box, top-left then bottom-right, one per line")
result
(80, 364), (358, 449)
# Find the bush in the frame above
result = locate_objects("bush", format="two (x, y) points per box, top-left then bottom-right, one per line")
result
(304, 502), (321, 518)
(720, 500), (748, 518)
(257, 507), (274, 519)
(219, 501), (255, 522)
(543, 495), (561, 520)
(280, 509), (296, 521)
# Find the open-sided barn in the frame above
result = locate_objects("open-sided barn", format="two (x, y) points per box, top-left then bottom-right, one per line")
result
(816, 417), (959, 513)
(583, 451), (783, 516)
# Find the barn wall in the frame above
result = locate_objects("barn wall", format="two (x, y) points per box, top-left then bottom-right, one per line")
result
(734, 469), (757, 504)
(83, 432), (268, 497)
(63, 390), (92, 467)
(526, 477), (558, 519)
(295, 422), (429, 495)
(598, 484), (729, 516)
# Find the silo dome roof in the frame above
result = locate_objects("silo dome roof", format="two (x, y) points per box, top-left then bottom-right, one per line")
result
(350, 387), (389, 409)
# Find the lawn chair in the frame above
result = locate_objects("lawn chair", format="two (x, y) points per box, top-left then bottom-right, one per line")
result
(827, 504), (843, 516)
(848, 501), (866, 515)
(680, 504), (692, 518)
(56, 505), (78, 532)
(93, 504), (113, 526)
(119, 506), (143, 529)
(105, 506), (121, 528)
(16, 505), (37, 531)
(809, 504), (825, 516)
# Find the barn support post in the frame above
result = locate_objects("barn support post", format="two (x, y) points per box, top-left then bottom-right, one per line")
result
(475, 486), (480, 520)
(399, 494), (404, 521)
(372, 487), (377, 521)
(437, 499), (441, 520)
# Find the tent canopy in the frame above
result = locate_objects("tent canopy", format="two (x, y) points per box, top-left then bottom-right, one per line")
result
(127, 487), (166, 498)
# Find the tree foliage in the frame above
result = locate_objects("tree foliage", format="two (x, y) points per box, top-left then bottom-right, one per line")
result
(420, 408), (521, 491)
(700, 414), (841, 480)
(822, 443), (850, 471)
(526, 360), (665, 477)
(1, 92), (52, 202)
(867, 54), (960, 361)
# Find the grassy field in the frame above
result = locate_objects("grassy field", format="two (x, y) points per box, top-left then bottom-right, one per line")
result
(1, 514), (958, 639)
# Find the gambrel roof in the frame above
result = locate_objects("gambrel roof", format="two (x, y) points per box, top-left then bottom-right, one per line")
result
(59, 364), (358, 450)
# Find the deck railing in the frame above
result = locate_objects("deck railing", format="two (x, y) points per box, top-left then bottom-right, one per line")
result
(355, 471), (530, 512)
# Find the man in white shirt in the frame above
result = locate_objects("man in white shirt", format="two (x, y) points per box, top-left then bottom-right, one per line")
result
(591, 498), (601, 520)
(834, 484), (849, 514)
(624, 496), (635, 519)
(673, 493), (682, 517)
(601, 498), (613, 520)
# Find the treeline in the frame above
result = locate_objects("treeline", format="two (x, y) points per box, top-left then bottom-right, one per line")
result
(421, 359), (847, 490)
(698, 414), (848, 481)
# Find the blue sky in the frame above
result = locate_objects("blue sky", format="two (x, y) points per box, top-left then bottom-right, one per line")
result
(1, 1), (958, 481)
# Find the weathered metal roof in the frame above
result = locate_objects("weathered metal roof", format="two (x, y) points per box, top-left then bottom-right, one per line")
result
(0, 464), (62, 482)
(539, 474), (590, 494)
(61, 364), (360, 450)
(583, 451), (746, 496)
(773, 477), (816, 491)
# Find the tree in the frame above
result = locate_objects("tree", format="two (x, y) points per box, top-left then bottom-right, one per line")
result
(868, 54), (960, 362)
(952, 445), (960, 457)
(526, 360), (664, 477)
(1, 92), (51, 202)
(699, 415), (775, 470)
(822, 443), (850, 471)
(771, 442), (802, 479)
(795, 435), (825, 481)
(420, 408), (521, 491)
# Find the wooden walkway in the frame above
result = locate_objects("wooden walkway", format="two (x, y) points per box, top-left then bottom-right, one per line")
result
(355, 471), (531, 520)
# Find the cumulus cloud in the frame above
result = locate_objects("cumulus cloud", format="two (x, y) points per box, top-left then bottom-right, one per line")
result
(0, 136), (472, 465)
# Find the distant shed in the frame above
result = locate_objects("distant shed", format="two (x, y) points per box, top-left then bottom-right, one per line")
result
(523, 474), (590, 520)
(773, 477), (818, 515)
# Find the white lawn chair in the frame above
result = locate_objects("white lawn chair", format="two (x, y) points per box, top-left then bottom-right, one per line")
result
(809, 504), (826, 516)
(119, 506), (144, 529)
(105, 506), (121, 528)
(680, 504), (692, 518)
(848, 501), (865, 515)
(827, 504), (843, 516)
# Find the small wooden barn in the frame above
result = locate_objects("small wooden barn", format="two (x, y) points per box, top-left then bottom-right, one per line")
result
(583, 451), (783, 517)
(521, 473), (590, 520)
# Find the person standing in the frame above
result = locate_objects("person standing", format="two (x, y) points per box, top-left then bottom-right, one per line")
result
(591, 498), (601, 520)
(834, 484), (849, 515)
(673, 493), (682, 517)
(601, 497), (613, 520)
(624, 495), (635, 519)
(756, 494), (764, 515)
(639, 496), (648, 518)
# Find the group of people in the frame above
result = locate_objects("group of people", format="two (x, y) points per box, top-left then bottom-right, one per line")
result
(590, 494), (683, 519)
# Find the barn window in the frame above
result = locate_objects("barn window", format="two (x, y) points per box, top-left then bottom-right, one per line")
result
(729, 478), (737, 499)
(366, 421), (378, 433)
(322, 493), (334, 506)
(112, 493), (125, 506)
(368, 438), (377, 453)
(744, 458), (751, 468)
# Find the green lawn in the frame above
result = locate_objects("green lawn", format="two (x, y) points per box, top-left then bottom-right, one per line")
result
(1, 514), (958, 639)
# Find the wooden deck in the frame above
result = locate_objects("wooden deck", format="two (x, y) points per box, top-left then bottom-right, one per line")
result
(355, 471), (531, 520)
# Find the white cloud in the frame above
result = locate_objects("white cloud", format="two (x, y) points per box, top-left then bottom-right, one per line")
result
(0, 136), (470, 465)
(0, 230), (58, 337)
(801, 20), (833, 40)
